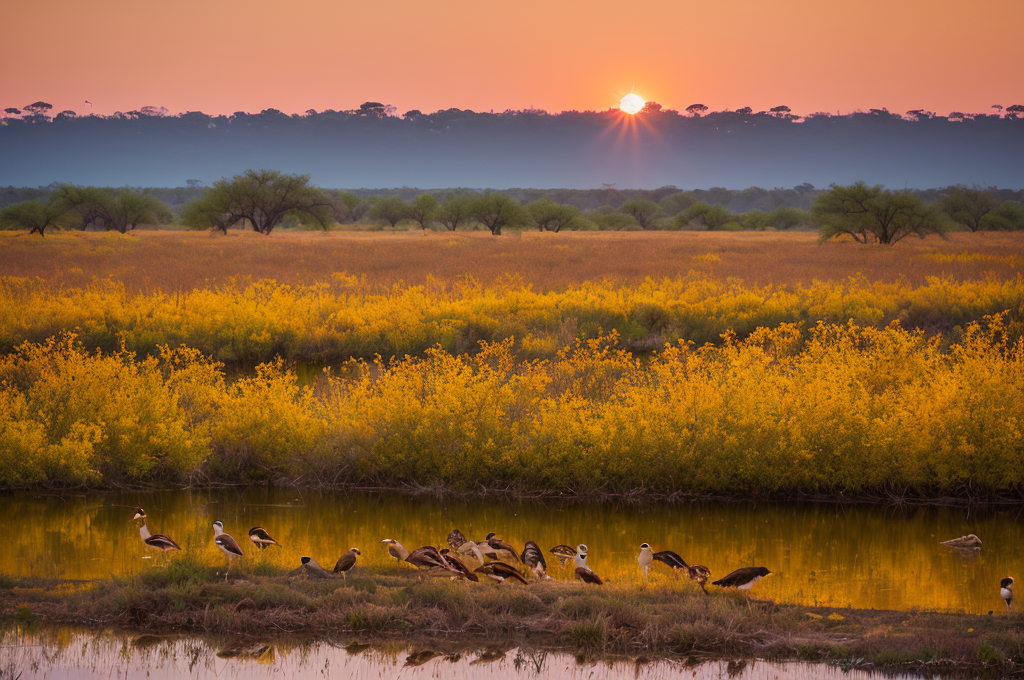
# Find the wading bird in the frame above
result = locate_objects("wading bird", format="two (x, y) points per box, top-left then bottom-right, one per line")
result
(573, 544), (603, 585)
(712, 566), (771, 592)
(131, 508), (180, 563)
(521, 540), (549, 579)
(439, 549), (480, 581)
(474, 561), (528, 584)
(549, 545), (577, 565)
(212, 521), (244, 580)
(381, 538), (411, 563)
(652, 549), (712, 591)
(248, 527), (280, 549)
(333, 548), (360, 580)
(1001, 577), (1014, 612)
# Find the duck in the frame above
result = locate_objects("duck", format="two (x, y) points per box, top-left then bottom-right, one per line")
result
(549, 544), (577, 566)
(1001, 577), (1014, 612)
(333, 548), (360, 580)
(652, 549), (712, 590)
(521, 540), (549, 579)
(474, 561), (528, 584)
(248, 527), (280, 549)
(439, 549), (480, 581)
(573, 544), (603, 585)
(131, 508), (180, 562)
(480, 533), (520, 562)
(381, 538), (411, 563)
(712, 566), (771, 591)
(212, 521), (244, 580)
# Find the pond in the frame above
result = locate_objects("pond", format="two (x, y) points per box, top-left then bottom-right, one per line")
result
(1, 489), (1020, 614)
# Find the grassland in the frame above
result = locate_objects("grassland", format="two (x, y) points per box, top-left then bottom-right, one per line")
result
(3, 563), (1022, 673)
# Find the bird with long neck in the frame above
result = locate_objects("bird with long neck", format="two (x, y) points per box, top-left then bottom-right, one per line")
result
(212, 521), (244, 581)
(131, 508), (180, 565)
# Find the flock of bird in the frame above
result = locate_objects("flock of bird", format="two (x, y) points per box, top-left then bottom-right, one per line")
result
(130, 508), (1016, 610)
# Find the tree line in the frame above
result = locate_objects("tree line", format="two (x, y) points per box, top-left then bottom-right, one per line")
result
(2, 171), (1022, 241)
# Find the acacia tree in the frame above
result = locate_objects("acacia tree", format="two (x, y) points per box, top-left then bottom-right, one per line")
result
(368, 196), (411, 229)
(408, 193), (439, 230)
(53, 185), (170, 233)
(470, 191), (529, 235)
(812, 182), (947, 244)
(685, 104), (708, 117)
(0, 200), (68, 236)
(936, 185), (998, 232)
(677, 202), (732, 230)
(620, 199), (661, 230)
(436, 192), (474, 231)
(981, 201), (1024, 230)
(182, 170), (333, 234)
(527, 198), (579, 232)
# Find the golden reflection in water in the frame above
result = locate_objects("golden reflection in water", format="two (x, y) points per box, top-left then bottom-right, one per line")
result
(2, 490), (1021, 614)
(0, 628), (933, 680)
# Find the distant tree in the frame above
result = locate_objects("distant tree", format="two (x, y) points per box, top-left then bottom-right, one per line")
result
(980, 201), (1024, 230)
(527, 198), (580, 232)
(1006, 105), (1024, 119)
(640, 101), (663, 114)
(403, 109), (423, 119)
(685, 104), (708, 117)
(178, 169), (333, 235)
(677, 202), (732, 230)
(368, 196), (411, 229)
(470, 191), (530, 235)
(936, 185), (998, 232)
(22, 101), (53, 116)
(4, 108), (20, 116)
(54, 110), (77, 120)
(408, 193), (439, 230)
(769, 105), (792, 117)
(436, 192), (474, 232)
(53, 186), (171, 233)
(659, 191), (697, 216)
(620, 199), (661, 230)
(0, 200), (68, 236)
(947, 111), (965, 122)
(325, 190), (363, 223)
(180, 189), (235, 234)
(734, 107), (753, 115)
(991, 105), (1003, 116)
(765, 207), (812, 230)
(812, 182), (947, 244)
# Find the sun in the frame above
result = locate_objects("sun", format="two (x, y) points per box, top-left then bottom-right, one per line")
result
(619, 93), (645, 115)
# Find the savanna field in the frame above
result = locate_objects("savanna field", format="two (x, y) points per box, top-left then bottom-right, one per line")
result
(1, 229), (1023, 497)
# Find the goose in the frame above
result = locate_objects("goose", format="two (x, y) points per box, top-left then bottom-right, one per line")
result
(333, 548), (360, 580)
(520, 540), (549, 579)
(248, 527), (280, 549)
(1001, 577), (1014, 612)
(573, 544), (603, 585)
(131, 508), (180, 562)
(712, 566), (771, 591)
(439, 549), (480, 581)
(549, 544), (577, 565)
(480, 533), (520, 562)
(382, 538), (411, 563)
(652, 549), (712, 590)
(474, 561), (528, 584)
(212, 521), (244, 580)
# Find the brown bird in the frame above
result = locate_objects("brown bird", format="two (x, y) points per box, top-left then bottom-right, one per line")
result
(212, 521), (244, 581)
(652, 549), (712, 591)
(549, 544), (577, 565)
(520, 540), (549, 579)
(333, 548), (360, 580)
(439, 549), (480, 581)
(712, 566), (771, 591)
(131, 508), (180, 563)
(381, 538), (411, 563)
(475, 561), (528, 584)
(406, 546), (452, 571)
(248, 527), (280, 549)
(447, 529), (467, 549)
(480, 533), (520, 562)
(573, 544), (603, 585)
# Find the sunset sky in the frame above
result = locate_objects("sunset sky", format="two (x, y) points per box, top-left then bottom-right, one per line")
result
(1, 0), (1021, 118)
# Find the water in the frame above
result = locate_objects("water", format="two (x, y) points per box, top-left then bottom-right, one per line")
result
(0, 627), (938, 680)
(2, 489), (1021, 614)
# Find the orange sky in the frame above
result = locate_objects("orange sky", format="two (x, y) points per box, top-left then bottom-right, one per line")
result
(1, 0), (1021, 118)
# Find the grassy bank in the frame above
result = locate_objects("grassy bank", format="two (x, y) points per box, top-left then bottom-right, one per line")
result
(1, 318), (1022, 496)
(2, 563), (1022, 673)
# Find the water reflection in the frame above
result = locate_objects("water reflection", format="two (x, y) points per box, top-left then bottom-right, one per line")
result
(1, 489), (1021, 614)
(0, 628), (936, 680)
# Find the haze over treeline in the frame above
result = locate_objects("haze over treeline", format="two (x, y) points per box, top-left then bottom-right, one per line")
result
(1, 104), (1022, 189)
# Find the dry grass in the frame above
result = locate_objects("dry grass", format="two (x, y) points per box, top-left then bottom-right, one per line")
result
(1, 230), (1022, 294)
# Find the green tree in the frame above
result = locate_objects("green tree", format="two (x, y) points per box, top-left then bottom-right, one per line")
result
(980, 201), (1024, 230)
(470, 191), (529, 235)
(0, 200), (68, 236)
(180, 189), (235, 234)
(180, 170), (333, 235)
(677, 202), (732, 230)
(659, 191), (697, 216)
(408, 193), (439, 230)
(936, 185), (999, 232)
(765, 207), (812, 230)
(620, 199), (661, 230)
(53, 186), (171, 233)
(436, 192), (474, 232)
(527, 198), (580, 232)
(812, 182), (947, 244)
(368, 196), (411, 229)
(325, 190), (364, 224)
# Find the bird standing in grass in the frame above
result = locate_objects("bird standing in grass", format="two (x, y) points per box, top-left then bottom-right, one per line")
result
(1001, 577), (1014, 612)
(131, 508), (180, 564)
(381, 538), (411, 563)
(212, 521), (244, 581)
(521, 541), (549, 579)
(573, 544), (603, 585)
(712, 566), (771, 591)
(248, 527), (280, 549)
(638, 543), (653, 578)
(333, 548), (360, 580)
(439, 549), (480, 581)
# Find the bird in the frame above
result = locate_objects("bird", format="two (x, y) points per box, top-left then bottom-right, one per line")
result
(480, 533), (520, 562)
(333, 548), (360, 580)
(573, 544), (603, 585)
(382, 538), (411, 563)
(638, 543), (653, 578)
(439, 549), (480, 581)
(652, 549), (712, 590)
(549, 544), (577, 565)
(248, 527), (280, 549)
(447, 529), (468, 549)
(1001, 577), (1014, 612)
(474, 561), (528, 584)
(455, 540), (487, 565)
(712, 566), (771, 591)
(212, 521), (244, 580)
(131, 508), (180, 562)
(406, 546), (452, 572)
(520, 540), (549, 579)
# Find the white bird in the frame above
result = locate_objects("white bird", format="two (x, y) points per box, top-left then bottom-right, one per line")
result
(638, 543), (654, 578)
(573, 544), (603, 585)
(212, 521), (244, 580)
(1001, 577), (1014, 613)
(131, 508), (180, 564)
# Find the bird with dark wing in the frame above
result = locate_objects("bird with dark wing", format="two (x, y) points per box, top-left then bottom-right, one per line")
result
(406, 546), (452, 572)
(573, 544), (603, 585)
(212, 521), (244, 581)
(333, 548), (360, 580)
(475, 561), (528, 584)
(480, 533), (520, 562)
(520, 540), (549, 579)
(1001, 577), (1014, 612)
(712, 566), (771, 591)
(248, 527), (280, 549)
(652, 549), (712, 590)
(447, 529), (467, 550)
(131, 508), (180, 563)
(439, 549), (480, 581)
(549, 544), (577, 565)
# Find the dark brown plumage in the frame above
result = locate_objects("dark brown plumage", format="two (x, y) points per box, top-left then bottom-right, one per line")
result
(333, 548), (360, 579)
(248, 526), (280, 549)
(549, 544), (577, 565)
(439, 549), (480, 581)
(406, 546), (450, 571)
(520, 540), (548, 578)
(574, 566), (603, 585)
(653, 550), (712, 589)
(447, 529), (467, 550)
(475, 561), (528, 584)
(712, 566), (771, 590)
(482, 533), (520, 562)
(132, 508), (180, 555)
